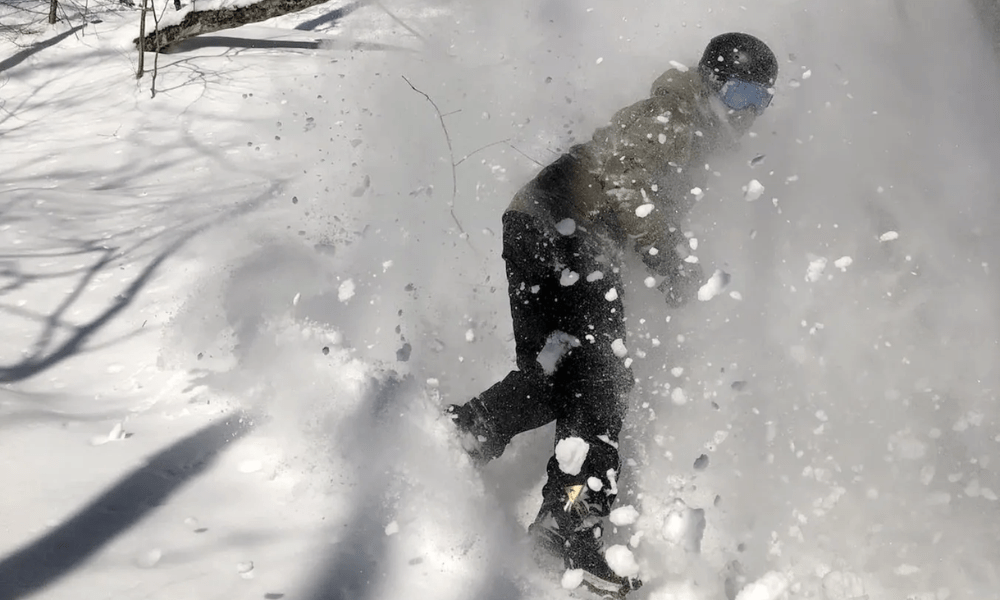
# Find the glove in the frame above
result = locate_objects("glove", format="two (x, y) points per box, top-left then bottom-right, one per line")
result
(657, 262), (704, 308)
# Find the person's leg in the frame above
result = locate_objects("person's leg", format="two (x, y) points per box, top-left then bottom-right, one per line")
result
(528, 247), (638, 591)
(448, 211), (563, 462)
(544, 256), (632, 512)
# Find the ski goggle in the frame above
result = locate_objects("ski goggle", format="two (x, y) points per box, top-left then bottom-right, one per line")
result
(719, 78), (774, 113)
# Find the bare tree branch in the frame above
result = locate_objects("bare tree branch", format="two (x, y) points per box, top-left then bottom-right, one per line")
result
(401, 75), (472, 244)
(454, 138), (510, 167)
(507, 142), (544, 167)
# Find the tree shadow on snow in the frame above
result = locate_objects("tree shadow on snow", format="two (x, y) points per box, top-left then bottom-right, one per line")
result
(168, 35), (415, 55)
(0, 389), (129, 432)
(294, 0), (368, 31)
(0, 183), (278, 385)
(0, 411), (255, 600)
(300, 375), (523, 600)
(0, 235), (185, 384)
(170, 35), (322, 51)
(0, 24), (86, 75)
(298, 375), (401, 600)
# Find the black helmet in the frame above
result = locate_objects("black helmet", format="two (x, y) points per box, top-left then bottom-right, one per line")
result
(698, 32), (778, 93)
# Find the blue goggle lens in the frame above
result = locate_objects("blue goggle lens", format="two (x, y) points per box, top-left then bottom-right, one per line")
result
(719, 78), (773, 113)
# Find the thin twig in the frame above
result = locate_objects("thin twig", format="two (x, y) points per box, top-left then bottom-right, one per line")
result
(455, 138), (511, 167)
(507, 142), (544, 167)
(55, 1), (83, 38)
(401, 75), (468, 241)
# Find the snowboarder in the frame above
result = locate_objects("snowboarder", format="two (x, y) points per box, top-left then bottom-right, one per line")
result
(448, 32), (778, 596)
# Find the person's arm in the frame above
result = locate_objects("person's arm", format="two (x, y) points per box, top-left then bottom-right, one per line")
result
(592, 96), (697, 279)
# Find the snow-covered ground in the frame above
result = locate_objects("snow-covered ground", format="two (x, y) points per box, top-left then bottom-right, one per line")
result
(2, 0), (1000, 599)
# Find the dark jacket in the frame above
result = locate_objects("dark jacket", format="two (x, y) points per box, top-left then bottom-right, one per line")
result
(506, 68), (732, 278)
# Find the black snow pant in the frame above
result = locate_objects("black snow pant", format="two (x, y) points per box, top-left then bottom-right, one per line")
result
(469, 209), (634, 517)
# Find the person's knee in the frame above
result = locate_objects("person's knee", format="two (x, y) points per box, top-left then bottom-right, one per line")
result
(514, 352), (549, 380)
(596, 357), (634, 395)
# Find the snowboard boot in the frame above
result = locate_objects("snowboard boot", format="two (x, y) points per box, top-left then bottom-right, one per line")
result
(445, 402), (508, 466)
(528, 483), (642, 597)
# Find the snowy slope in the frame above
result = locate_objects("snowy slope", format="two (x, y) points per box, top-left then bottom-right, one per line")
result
(2, 1), (1000, 600)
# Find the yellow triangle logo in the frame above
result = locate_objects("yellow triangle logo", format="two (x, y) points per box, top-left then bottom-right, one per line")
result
(564, 484), (585, 511)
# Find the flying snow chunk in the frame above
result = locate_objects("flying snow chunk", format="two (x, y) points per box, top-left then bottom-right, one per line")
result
(919, 465), (936, 486)
(237, 561), (255, 579)
(834, 256), (853, 272)
(537, 331), (580, 375)
(605, 545), (639, 578)
(806, 257), (827, 282)
(465, 329), (475, 342)
(735, 571), (790, 600)
(698, 269), (729, 301)
(556, 218), (577, 235)
(611, 338), (628, 358)
(338, 279), (355, 302)
(890, 432), (926, 460)
(587, 270), (604, 282)
(561, 569), (584, 589)
(605, 287), (619, 301)
(879, 230), (899, 242)
(661, 499), (705, 551)
(610, 505), (640, 526)
(384, 521), (399, 536)
(635, 203), (655, 218)
(668, 60), (689, 72)
(644, 276), (657, 288)
(555, 437), (590, 475)
(671, 387), (688, 406)
(560, 269), (580, 286)
(587, 477), (604, 491)
(744, 179), (765, 201)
